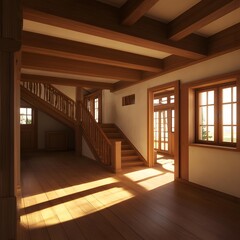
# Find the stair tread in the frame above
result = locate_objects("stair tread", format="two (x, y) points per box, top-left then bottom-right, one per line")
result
(122, 155), (139, 161)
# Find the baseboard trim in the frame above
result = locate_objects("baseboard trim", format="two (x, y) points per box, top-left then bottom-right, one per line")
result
(175, 178), (240, 204)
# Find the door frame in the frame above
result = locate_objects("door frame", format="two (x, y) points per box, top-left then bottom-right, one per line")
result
(147, 80), (180, 179)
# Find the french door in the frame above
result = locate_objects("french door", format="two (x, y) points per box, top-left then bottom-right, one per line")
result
(154, 108), (175, 156)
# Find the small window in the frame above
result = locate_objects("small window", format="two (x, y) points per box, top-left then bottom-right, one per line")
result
(196, 83), (237, 147)
(20, 108), (33, 125)
(122, 94), (135, 106)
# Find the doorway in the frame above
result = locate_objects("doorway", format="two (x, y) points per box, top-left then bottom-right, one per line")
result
(148, 81), (180, 178)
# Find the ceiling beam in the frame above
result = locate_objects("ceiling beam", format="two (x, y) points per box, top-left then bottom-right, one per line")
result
(22, 0), (207, 59)
(121, 0), (159, 25)
(168, 0), (240, 41)
(22, 31), (163, 73)
(21, 74), (113, 89)
(21, 52), (142, 82)
(113, 23), (240, 91)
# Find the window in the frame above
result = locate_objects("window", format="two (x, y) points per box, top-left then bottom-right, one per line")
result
(94, 98), (99, 122)
(122, 94), (135, 106)
(196, 83), (237, 147)
(84, 90), (102, 123)
(20, 107), (33, 125)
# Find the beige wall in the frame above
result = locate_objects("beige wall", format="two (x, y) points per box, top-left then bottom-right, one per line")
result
(102, 49), (240, 197)
(53, 85), (76, 101)
(189, 146), (240, 198)
(38, 111), (74, 149)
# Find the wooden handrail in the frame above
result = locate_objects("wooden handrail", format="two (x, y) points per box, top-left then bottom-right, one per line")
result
(79, 101), (112, 166)
(21, 81), (119, 169)
(21, 81), (76, 120)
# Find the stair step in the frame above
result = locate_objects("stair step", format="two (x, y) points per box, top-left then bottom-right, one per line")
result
(121, 144), (132, 150)
(121, 149), (136, 156)
(122, 155), (139, 161)
(102, 127), (118, 133)
(106, 132), (122, 139)
(122, 160), (145, 168)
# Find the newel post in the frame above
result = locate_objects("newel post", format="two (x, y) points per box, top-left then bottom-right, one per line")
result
(112, 141), (122, 173)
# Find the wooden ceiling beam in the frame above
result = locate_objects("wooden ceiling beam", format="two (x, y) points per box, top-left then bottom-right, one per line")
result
(22, 31), (163, 73)
(21, 52), (142, 82)
(22, 0), (207, 59)
(168, 0), (240, 41)
(121, 0), (159, 25)
(113, 23), (240, 91)
(21, 74), (113, 89)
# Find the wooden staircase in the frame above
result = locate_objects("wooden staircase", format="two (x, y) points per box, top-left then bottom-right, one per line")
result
(21, 81), (146, 171)
(101, 124), (145, 168)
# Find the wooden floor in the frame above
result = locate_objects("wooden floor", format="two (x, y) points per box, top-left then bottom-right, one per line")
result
(19, 152), (240, 240)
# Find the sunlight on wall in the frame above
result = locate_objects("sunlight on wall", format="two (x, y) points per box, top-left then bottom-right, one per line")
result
(124, 168), (174, 191)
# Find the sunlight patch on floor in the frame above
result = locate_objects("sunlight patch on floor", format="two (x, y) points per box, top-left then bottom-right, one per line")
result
(124, 168), (174, 191)
(21, 181), (134, 229)
(157, 154), (174, 172)
(22, 177), (118, 208)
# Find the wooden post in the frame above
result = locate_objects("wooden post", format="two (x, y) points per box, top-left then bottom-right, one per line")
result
(75, 87), (83, 156)
(112, 141), (122, 173)
(0, 0), (22, 239)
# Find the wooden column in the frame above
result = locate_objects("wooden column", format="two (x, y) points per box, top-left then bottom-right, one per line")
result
(112, 141), (122, 173)
(75, 87), (83, 156)
(0, 1), (22, 239)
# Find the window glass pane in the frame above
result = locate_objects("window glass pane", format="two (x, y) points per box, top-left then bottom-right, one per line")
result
(165, 143), (168, 151)
(199, 92), (207, 105)
(161, 143), (164, 150)
(170, 95), (175, 103)
(233, 126), (237, 143)
(160, 97), (167, 104)
(27, 108), (32, 115)
(20, 116), (27, 124)
(154, 99), (159, 105)
(233, 103), (237, 125)
(208, 126), (214, 141)
(208, 91), (214, 104)
(233, 87), (237, 102)
(222, 104), (232, 125)
(199, 126), (207, 141)
(222, 87), (232, 103)
(200, 106), (207, 125)
(208, 106), (214, 125)
(26, 116), (32, 124)
(223, 126), (232, 142)
(20, 108), (26, 114)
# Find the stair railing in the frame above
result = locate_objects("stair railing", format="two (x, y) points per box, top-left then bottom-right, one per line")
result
(21, 81), (121, 171)
(79, 101), (113, 166)
(21, 81), (76, 120)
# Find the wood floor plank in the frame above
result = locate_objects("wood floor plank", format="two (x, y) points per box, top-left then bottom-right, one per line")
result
(19, 152), (240, 240)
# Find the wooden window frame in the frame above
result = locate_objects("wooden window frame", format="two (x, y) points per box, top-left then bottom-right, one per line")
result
(195, 81), (238, 148)
(84, 90), (102, 123)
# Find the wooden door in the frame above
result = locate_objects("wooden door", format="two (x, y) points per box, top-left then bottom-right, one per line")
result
(20, 107), (37, 152)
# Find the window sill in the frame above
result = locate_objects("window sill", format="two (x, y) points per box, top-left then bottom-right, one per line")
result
(189, 143), (239, 152)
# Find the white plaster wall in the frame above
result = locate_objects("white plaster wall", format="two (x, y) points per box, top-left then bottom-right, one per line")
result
(53, 85), (76, 101)
(102, 50), (240, 196)
(102, 89), (114, 123)
(38, 111), (74, 149)
(189, 146), (240, 198)
(82, 137), (96, 160)
(108, 50), (240, 160)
